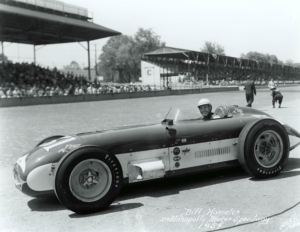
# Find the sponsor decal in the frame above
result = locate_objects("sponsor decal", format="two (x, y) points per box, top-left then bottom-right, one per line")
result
(104, 154), (121, 188)
(16, 153), (29, 173)
(257, 166), (281, 175)
(173, 156), (181, 162)
(182, 148), (190, 155)
(175, 162), (180, 168)
(40, 136), (76, 152)
(174, 139), (181, 145)
(175, 139), (187, 145)
(173, 147), (180, 155)
(58, 144), (81, 153)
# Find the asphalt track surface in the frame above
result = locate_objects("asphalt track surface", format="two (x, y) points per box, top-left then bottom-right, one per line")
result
(0, 86), (299, 232)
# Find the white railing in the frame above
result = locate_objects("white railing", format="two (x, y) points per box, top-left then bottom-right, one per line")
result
(11, 0), (89, 17)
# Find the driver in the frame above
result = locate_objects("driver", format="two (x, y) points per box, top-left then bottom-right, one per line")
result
(197, 98), (220, 120)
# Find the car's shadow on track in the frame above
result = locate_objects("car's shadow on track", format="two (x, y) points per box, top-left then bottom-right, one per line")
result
(27, 195), (143, 214)
(285, 157), (300, 171)
(117, 166), (248, 201)
(69, 203), (143, 218)
(27, 196), (64, 212)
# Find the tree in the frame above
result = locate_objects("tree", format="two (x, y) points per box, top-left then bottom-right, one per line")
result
(201, 41), (225, 55)
(284, 59), (300, 68)
(63, 61), (81, 70)
(129, 28), (166, 81)
(98, 28), (165, 83)
(98, 34), (132, 82)
(285, 59), (293, 66)
(294, 63), (300, 68)
(240, 52), (282, 64)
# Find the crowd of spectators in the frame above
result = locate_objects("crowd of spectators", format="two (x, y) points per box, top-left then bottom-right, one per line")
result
(180, 64), (284, 84)
(0, 62), (172, 98)
(0, 61), (88, 98)
(0, 61), (299, 99)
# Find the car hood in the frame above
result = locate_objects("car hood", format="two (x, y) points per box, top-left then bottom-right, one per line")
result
(15, 123), (167, 180)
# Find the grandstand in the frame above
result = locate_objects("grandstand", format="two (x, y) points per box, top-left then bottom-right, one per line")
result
(0, 0), (121, 79)
(142, 46), (300, 88)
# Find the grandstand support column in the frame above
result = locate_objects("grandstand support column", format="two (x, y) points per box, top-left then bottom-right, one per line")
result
(33, 45), (36, 64)
(188, 53), (190, 75)
(95, 44), (97, 78)
(1, 41), (4, 63)
(87, 41), (91, 80)
(167, 66), (169, 89)
(207, 54), (210, 86)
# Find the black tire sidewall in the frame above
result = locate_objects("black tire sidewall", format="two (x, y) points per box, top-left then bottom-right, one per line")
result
(242, 119), (289, 178)
(54, 146), (123, 214)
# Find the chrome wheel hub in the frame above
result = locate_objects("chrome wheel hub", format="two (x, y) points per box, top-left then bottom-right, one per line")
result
(254, 130), (283, 168)
(69, 159), (112, 202)
(81, 170), (98, 188)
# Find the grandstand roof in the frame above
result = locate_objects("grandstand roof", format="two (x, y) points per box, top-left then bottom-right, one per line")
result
(144, 46), (199, 60)
(143, 46), (288, 69)
(144, 46), (229, 64)
(0, 3), (121, 45)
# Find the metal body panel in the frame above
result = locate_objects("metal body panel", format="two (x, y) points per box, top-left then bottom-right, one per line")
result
(27, 164), (54, 191)
(116, 148), (169, 179)
(169, 139), (238, 171)
(128, 159), (165, 183)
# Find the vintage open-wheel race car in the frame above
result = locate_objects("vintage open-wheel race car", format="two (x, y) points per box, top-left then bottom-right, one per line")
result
(13, 105), (300, 214)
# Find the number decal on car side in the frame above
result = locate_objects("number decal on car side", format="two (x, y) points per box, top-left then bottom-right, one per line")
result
(39, 136), (76, 152)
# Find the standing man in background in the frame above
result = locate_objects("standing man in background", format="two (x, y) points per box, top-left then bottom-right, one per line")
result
(243, 75), (257, 107)
(268, 78), (275, 89)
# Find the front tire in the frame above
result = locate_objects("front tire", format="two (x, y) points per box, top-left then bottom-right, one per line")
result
(238, 118), (289, 178)
(54, 146), (123, 214)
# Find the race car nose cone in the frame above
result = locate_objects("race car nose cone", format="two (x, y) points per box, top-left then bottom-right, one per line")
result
(283, 124), (300, 151)
(289, 135), (300, 151)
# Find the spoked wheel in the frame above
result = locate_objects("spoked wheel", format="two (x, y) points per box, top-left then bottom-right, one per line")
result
(54, 147), (123, 214)
(238, 118), (289, 178)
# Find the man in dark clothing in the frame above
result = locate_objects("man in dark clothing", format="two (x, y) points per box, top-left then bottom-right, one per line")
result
(243, 76), (256, 107)
(271, 87), (283, 108)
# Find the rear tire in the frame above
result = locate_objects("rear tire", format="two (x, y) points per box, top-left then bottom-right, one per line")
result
(238, 118), (289, 178)
(54, 146), (123, 214)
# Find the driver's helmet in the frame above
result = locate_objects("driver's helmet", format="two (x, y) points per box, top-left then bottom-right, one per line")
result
(197, 98), (211, 108)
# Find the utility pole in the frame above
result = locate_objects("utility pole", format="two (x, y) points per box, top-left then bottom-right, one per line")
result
(87, 41), (91, 80)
